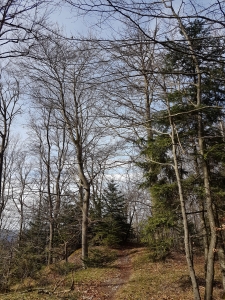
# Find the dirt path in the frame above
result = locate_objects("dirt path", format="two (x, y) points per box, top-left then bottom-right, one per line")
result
(79, 248), (133, 300)
(104, 249), (133, 300)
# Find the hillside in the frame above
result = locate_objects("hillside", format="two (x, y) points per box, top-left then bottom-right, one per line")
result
(0, 245), (223, 300)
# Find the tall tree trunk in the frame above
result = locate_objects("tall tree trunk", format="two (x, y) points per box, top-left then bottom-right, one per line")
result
(168, 104), (200, 300)
(193, 142), (209, 273)
(81, 187), (90, 267)
(168, 4), (217, 298)
(213, 202), (225, 293)
(197, 65), (216, 300)
(200, 156), (216, 300)
(0, 132), (6, 221)
(18, 201), (24, 244)
(46, 110), (53, 265)
(66, 120), (91, 266)
(143, 74), (153, 141)
(76, 142), (91, 266)
(217, 239), (225, 296)
(48, 220), (54, 265)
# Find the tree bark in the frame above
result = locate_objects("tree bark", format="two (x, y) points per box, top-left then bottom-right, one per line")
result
(167, 102), (200, 300)
(168, 4), (217, 298)
(81, 186), (90, 267)
(0, 132), (6, 219)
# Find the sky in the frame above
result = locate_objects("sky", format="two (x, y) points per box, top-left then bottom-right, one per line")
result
(5, 0), (216, 229)
(12, 0), (217, 139)
(49, 3), (110, 38)
(50, 4), (89, 36)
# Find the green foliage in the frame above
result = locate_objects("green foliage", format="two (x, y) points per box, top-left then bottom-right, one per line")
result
(11, 212), (49, 281)
(140, 177), (181, 261)
(141, 200), (178, 261)
(138, 129), (181, 190)
(49, 262), (76, 276)
(54, 201), (82, 260)
(149, 239), (172, 262)
(83, 248), (116, 268)
(22, 212), (49, 256)
(91, 181), (131, 247)
(138, 19), (225, 263)
(0, 242), (13, 292)
(12, 251), (44, 280)
(10, 198), (82, 284)
(93, 215), (130, 247)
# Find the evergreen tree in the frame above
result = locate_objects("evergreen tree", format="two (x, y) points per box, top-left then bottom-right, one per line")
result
(141, 182), (181, 261)
(12, 209), (49, 280)
(55, 199), (82, 262)
(140, 19), (225, 298)
(91, 181), (130, 247)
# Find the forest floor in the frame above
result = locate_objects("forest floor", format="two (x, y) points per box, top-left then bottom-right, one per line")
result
(0, 245), (224, 300)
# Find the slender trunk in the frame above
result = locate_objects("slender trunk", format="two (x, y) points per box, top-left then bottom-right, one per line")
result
(144, 74), (153, 141)
(46, 110), (53, 265)
(54, 127), (65, 219)
(0, 133), (6, 220)
(19, 201), (24, 243)
(168, 107), (200, 300)
(64, 241), (68, 263)
(74, 141), (91, 266)
(198, 115), (216, 300)
(193, 142), (209, 270)
(173, 162), (200, 300)
(217, 121), (225, 293)
(126, 206), (135, 242)
(200, 202), (209, 274)
(82, 187), (90, 267)
(48, 220), (54, 265)
(60, 80), (91, 266)
(214, 209), (225, 293)
(217, 240), (225, 295)
(168, 5), (216, 297)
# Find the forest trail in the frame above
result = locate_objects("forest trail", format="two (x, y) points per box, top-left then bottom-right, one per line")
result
(78, 247), (136, 300)
(104, 248), (133, 300)
(1, 246), (224, 299)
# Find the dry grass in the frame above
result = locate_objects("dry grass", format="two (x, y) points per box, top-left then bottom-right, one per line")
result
(114, 249), (223, 300)
(0, 246), (223, 300)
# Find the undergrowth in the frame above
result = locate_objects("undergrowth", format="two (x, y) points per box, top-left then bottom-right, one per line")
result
(0, 246), (223, 300)
(82, 248), (117, 267)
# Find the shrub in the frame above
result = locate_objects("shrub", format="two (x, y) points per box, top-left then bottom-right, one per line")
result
(148, 239), (172, 261)
(50, 262), (76, 276)
(83, 248), (116, 268)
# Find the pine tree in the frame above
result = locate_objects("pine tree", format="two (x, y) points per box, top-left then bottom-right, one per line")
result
(91, 181), (130, 247)
(140, 19), (225, 298)
(55, 200), (82, 262)
(12, 209), (49, 280)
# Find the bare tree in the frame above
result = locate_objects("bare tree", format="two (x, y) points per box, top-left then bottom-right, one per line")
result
(28, 104), (71, 264)
(23, 34), (117, 265)
(0, 0), (51, 59)
(0, 69), (21, 224)
(99, 23), (159, 144)
(64, 1), (225, 298)
(10, 147), (32, 244)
